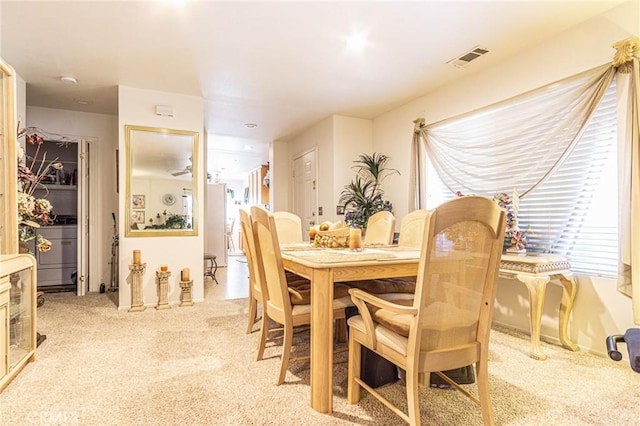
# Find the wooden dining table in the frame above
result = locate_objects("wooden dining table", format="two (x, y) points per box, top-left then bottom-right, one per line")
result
(281, 244), (582, 413)
(280, 244), (421, 413)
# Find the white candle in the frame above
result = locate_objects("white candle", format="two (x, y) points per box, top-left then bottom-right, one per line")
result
(349, 228), (362, 251)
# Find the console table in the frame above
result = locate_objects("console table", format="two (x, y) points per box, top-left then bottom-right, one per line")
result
(499, 253), (580, 360)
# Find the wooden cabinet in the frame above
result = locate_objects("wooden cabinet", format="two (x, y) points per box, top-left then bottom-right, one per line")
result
(248, 164), (270, 206)
(31, 225), (77, 288)
(0, 254), (37, 392)
(0, 275), (7, 379)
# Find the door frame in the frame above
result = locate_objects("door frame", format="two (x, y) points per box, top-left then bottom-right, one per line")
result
(76, 139), (90, 296)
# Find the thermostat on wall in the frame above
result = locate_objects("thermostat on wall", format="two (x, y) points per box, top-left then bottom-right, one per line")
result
(155, 104), (174, 117)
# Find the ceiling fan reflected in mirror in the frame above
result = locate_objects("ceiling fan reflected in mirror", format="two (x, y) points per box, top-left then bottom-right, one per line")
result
(169, 164), (192, 177)
(168, 156), (193, 177)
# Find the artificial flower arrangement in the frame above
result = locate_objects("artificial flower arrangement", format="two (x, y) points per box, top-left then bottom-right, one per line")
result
(454, 189), (531, 251)
(16, 127), (62, 253)
(492, 190), (531, 251)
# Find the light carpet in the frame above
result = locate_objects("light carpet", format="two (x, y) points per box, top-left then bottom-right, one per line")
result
(0, 292), (638, 425)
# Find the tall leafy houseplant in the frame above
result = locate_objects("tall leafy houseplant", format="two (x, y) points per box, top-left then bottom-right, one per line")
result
(339, 153), (399, 229)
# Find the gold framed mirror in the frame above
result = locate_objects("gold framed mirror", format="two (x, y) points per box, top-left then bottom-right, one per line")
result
(125, 125), (198, 237)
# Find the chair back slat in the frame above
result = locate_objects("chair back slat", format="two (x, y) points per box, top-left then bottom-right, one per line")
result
(397, 209), (430, 248)
(238, 209), (263, 299)
(251, 206), (292, 314)
(273, 211), (304, 243)
(364, 211), (396, 245)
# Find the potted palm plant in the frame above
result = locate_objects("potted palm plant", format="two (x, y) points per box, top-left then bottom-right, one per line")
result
(339, 153), (399, 229)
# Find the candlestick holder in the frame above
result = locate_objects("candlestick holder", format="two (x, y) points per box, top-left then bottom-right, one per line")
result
(179, 280), (194, 307)
(155, 270), (172, 310)
(128, 263), (146, 312)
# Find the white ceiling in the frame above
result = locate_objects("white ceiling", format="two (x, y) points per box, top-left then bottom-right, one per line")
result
(0, 1), (625, 181)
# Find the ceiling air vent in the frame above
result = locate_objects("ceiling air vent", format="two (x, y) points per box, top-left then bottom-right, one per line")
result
(447, 46), (489, 69)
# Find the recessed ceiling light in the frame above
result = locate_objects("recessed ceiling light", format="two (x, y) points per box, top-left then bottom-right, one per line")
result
(75, 98), (89, 105)
(59, 76), (78, 84)
(244, 123), (258, 128)
(346, 32), (367, 50)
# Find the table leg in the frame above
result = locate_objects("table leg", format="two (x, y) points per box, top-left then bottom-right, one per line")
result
(517, 274), (549, 360)
(212, 256), (219, 285)
(557, 273), (579, 351)
(310, 268), (334, 413)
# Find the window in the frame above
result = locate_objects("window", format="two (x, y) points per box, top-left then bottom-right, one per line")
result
(425, 73), (618, 277)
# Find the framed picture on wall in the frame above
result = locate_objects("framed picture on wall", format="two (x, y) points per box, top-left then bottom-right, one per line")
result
(132, 194), (145, 209)
(131, 211), (145, 224)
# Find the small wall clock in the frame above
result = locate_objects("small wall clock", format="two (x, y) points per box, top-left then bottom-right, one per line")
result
(162, 193), (176, 206)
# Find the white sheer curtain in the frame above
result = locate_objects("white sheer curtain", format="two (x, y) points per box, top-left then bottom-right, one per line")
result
(410, 37), (640, 324)
(413, 64), (614, 199)
(616, 43), (640, 324)
(409, 118), (427, 211)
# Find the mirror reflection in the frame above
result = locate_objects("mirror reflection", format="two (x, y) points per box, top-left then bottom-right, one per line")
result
(125, 125), (198, 237)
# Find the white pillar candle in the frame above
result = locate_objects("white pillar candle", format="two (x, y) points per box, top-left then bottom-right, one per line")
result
(349, 228), (362, 251)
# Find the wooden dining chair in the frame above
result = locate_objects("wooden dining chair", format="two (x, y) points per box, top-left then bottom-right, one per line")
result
(250, 205), (354, 385)
(347, 209), (431, 296)
(242, 208), (312, 335)
(273, 211), (304, 243)
(363, 210), (396, 245)
(239, 208), (264, 335)
(397, 209), (430, 248)
(347, 196), (506, 425)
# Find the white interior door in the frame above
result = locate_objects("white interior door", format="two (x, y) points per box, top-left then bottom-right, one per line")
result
(293, 149), (317, 238)
(205, 183), (228, 266)
(76, 139), (89, 296)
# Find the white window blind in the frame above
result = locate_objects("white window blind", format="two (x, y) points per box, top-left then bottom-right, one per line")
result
(426, 77), (618, 278)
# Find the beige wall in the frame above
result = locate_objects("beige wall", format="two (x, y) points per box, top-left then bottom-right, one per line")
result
(332, 115), (375, 221)
(371, 1), (639, 356)
(118, 85), (205, 309)
(15, 73), (25, 134)
(287, 115), (374, 223)
(270, 139), (289, 212)
(286, 116), (334, 221)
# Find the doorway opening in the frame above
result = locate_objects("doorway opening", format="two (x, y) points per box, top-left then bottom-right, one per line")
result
(24, 139), (89, 295)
